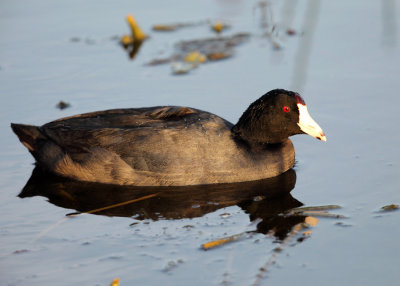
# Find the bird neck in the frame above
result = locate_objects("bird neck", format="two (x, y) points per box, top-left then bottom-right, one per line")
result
(231, 123), (288, 145)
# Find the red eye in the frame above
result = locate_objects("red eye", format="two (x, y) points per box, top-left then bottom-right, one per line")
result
(283, 106), (290, 113)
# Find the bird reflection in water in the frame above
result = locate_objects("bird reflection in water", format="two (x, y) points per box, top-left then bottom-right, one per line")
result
(19, 167), (321, 245)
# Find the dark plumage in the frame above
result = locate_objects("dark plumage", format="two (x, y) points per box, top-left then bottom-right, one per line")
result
(11, 89), (326, 186)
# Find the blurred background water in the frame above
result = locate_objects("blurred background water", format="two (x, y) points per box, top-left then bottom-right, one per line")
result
(1, 0), (399, 285)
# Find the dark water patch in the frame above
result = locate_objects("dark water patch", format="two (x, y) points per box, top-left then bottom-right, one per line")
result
(55, 101), (71, 110)
(12, 249), (29, 255)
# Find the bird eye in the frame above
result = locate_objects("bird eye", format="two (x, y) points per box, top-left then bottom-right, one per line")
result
(283, 106), (290, 113)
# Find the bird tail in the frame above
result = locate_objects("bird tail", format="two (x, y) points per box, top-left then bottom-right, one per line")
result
(10, 123), (50, 160)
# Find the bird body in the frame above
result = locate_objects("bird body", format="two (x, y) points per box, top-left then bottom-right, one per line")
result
(11, 89), (325, 186)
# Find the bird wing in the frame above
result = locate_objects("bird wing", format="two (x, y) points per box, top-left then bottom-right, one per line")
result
(39, 106), (232, 171)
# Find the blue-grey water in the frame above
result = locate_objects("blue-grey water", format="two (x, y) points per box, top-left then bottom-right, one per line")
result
(1, 1), (399, 285)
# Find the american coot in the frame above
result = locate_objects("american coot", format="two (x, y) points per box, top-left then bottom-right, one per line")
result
(11, 89), (325, 186)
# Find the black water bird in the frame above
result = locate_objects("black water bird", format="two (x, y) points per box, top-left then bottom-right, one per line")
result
(11, 89), (325, 186)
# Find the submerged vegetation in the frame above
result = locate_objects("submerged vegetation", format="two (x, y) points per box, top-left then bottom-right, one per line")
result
(115, 2), (299, 75)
